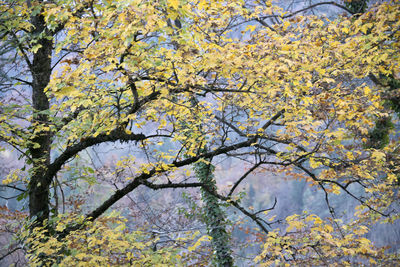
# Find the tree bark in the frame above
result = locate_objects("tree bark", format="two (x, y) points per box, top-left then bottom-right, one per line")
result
(28, 11), (53, 226)
(195, 157), (234, 267)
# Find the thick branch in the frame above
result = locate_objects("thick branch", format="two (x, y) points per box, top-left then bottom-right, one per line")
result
(86, 178), (143, 221)
(201, 186), (271, 234)
(141, 176), (272, 234)
(47, 130), (147, 182)
(83, 139), (257, 223)
(139, 180), (204, 189)
(59, 110), (285, 236)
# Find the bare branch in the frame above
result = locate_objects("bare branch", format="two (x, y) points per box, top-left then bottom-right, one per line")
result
(0, 185), (26, 192)
(259, 1), (356, 21)
(228, 162), (263, 197)
(295, 163), (389, 217)
(10, 31), (32, 71)
(139, 180), (204, 189)
(0, 246), (22, 262)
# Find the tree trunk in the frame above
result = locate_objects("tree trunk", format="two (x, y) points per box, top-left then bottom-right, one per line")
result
(195, 158), (234, 267)
(28, 12), (52, 226)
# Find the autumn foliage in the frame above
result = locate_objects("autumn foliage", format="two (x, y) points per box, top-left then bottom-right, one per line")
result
(0, 0), (399, 265)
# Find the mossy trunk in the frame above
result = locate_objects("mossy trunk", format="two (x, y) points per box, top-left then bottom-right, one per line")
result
(194, 157), (234, 267)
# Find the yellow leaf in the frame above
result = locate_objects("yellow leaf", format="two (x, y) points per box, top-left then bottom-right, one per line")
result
(54, 86), (80, 99)
(346, 151), (354, 160)
(281, 44), (291, 51)
(371, 150), (385, 161)
(55, 224), (65, 232)
(245, 24), (257, 32)
(283, 20), (290, 31)
(168, 0), (180, 9)
(198, 0), (207, 10)
(324, 224), (333, 233)
(188, 235), (211, 251)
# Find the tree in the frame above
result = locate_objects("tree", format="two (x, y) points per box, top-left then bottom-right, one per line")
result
(0, 0), (399, 265)
(194, 154), (234, 267)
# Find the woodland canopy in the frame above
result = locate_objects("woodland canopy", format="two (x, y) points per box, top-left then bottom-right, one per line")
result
(0, 0), (399, 266)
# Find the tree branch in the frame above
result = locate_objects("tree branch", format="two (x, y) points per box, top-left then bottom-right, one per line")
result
(0, 246), (22, 262)
(228, 162), (263, 197)
(139, 180), (204, 189)
(201, 185), (271, 234)
(57, 110), (285, 236)
(295, 163), (389, 217)
(141, 173), (276, 235)
(0, 185), (26, 192)
(10, 31), (32, 71)
(46, 130), (148, 182)
(259, 1), (356, 21)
